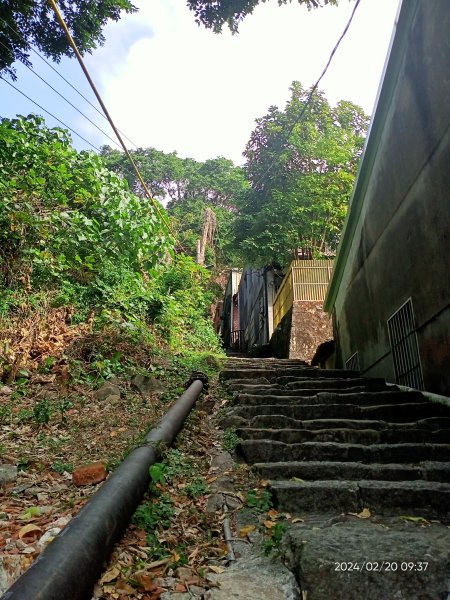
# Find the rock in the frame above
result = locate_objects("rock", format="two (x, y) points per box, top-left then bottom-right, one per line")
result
(284, 519), (450, 600)
(94, 383), (120, 401)
(0, 555), (23, 594)
(205, 493), (224, 513)
(173, 567), (193, 581)
(131, 374), (165, 396)
(0, 465), (18, 487)
(72, 462), (107, 486)
(36, 528), (61, 551)
(188, 585), (207, 596)
(210, 452), (234, 471)
(0, 386), (12, 395)
(105, 394), (121, 406)
(205, 556), (300, 599)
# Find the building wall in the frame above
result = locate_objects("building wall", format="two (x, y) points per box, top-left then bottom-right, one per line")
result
(328, 0), (450, 394)
(238, 269), (268, 349)
(271, 302), (332, 363)
(290, 301), (333, 362)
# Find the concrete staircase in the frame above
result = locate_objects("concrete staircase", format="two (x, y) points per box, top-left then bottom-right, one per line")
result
(220, 358), (450, 599)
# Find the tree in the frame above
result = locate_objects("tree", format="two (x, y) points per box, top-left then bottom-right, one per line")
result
(101, 147), (248, 266)
(186, 0), (340, 33)
(0, 114), (171, 294)
(0, 0), (136, 79)
(234, 82), (369, 266)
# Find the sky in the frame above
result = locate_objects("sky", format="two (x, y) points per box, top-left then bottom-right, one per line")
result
(0, 0), (401, 165)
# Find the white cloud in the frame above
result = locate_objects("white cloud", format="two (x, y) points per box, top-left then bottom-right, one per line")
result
(84, 0), (400, 164)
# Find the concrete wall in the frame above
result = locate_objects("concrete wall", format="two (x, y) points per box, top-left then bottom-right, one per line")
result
(271, 301), (332, 363)
(330, 1), (450, 394)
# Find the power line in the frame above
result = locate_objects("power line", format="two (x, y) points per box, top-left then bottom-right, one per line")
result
(252, 0), (362, 191)
(0, 16), (139, 150)
(0, 37), (122, 150)
(0, 75), (101, 151)
(47, 0), (180, 245)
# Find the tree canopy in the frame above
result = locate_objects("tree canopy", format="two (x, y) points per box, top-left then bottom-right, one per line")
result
(0, 0), (136, 78)
(234, 82), (369, 265)
(186, 0), (339, 33)
(101, 146), (248, 266)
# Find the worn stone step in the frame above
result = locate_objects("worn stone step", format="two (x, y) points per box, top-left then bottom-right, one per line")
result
(220, 368), (358, 381)
(238, 440), (450, 464)
(269, 479), (450, 516)
(225, 359), (308, 368)
(225, 377), (391, 391)
(284, 519), (450, 600)
(227, 384), (395, 396)
(280, 377), (387, 388)
(230, 401), (447, 422)
(236, 426), (450, 445)
(234, 390), (425, 406)
(249, 415), (450, 431)
(253, 460), (450, 483)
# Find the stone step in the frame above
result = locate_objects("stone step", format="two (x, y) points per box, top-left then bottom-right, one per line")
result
(284, 520), (450, 600)
(220, 368), (359, 381)
(230, 401), (448, 422)
(236, 427), (450, 445)
(238, 440), (450, 464)
(249, 415), (450, 431)
(225, 360), (308, 368)
(281, 377), (387, 388)
(269, 479), (450, 516)
(234, 390), (425, 406)
(227, 384), (395, 395)
(253, 460), (450, 483)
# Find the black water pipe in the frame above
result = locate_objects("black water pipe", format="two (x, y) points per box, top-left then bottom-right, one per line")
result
(2, 377), (206, 600)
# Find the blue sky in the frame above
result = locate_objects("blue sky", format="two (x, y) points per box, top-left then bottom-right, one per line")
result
(0, 0), (400, 164)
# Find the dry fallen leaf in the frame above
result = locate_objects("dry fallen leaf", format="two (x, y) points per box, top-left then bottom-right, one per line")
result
(100, 566), (121, 584)
(116, 579), (135, 595)
(18, 524), (42, 540)
(263, 520), (276, 529)
(348, 508), (372, 519)
(209, 565), (226, 574)
(267, 509), (279, 519)
(239, 524), (256, 537)
(135, 573), (156, 592)
(291, 517), (304, 524)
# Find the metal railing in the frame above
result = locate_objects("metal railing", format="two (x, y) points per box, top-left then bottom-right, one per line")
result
(230, 329), (245, 352)
(273, 260), (334, 329)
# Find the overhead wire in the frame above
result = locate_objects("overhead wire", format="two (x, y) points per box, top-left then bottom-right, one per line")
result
(0, 15), (139, 149)
(251, 0), (362, 191)
(0, 75), (101, 151)
(0, 37), (122, 150)
(46, 0), (181, 245)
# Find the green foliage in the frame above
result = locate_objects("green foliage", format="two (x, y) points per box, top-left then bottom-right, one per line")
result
(185, 476), (208, 498)
(51, 461), (73, 474)
(187, 0), (340, 33)
(235, 82), (369, 266)
(101, 147), (248, 267)
(133, 493), (174, 531)
(32, 398), (53, 425)
(245, 489), (273, 513)
(151, 255), (222, 353)
(222, 428), (240, 452)
(0, 115), (226, 371)
(0, 0), (136, 79)
(262, 521), (288, 557)
(0, 115), (171, 295)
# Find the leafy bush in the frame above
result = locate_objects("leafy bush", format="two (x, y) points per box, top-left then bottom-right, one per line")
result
(0, 114), (171, 297)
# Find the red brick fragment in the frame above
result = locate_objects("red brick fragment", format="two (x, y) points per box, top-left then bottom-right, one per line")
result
(72, 462), (107, 487)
